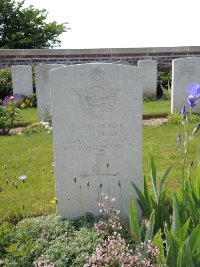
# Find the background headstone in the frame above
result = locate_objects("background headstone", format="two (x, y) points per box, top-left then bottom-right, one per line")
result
(171, 57), (200, 113)
(35, 64), (65, 122)
(11, 65), (33, 96)
(50, 63), (142, 219)
(137, 59), (157, 98)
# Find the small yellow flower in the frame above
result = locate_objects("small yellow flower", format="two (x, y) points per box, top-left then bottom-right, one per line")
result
(50, 197), (57, 205)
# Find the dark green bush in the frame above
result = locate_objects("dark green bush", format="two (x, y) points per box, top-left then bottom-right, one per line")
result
(26, 93), (37, 108)
(157, 69), (172, 98)
(0, 68), (12, 100)
(0, 105), (22, 135)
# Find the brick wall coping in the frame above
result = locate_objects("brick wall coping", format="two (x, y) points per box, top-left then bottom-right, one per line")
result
(0, 46), (200, 56)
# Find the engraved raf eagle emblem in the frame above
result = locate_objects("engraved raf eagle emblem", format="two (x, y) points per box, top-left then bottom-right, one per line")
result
(73, 67), (120, 118)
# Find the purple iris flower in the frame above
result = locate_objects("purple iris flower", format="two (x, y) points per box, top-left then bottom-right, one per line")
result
(181, 106), (187, 119)
(187, 83), (200, 108)
(187, 95), (197, 108)
(187, 83), (200, 97)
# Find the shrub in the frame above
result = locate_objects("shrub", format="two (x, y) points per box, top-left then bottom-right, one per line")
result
(157, 69), (172, 98)
(0, 103), (22, 135)
(0, 215), (99, 267)
(26, 93), (37, 108)
(168, 112), (200, 125)
(0, 68), (12, 100)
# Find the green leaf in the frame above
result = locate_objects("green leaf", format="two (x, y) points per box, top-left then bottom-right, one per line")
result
(143, 175), (153, 210)
(171, 193), (181, 236)
(151, 155), (158, 203)
(193, 251), (200, 262)
(179, 218), (190, 241)
(166, 233), (182, 266)
(187, 224), (200, 254)
(178, 241), (195, 267)
(187, 194), (198, 226)
(131, 181), (152, 218)
(153, 229), (166, 264)
(145, 209), (155, 244)
(129, 194), (141, 245)
(159, 165), (172, 196)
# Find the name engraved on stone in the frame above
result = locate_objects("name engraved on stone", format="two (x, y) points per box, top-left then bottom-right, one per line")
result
(63, 122), (130, 151)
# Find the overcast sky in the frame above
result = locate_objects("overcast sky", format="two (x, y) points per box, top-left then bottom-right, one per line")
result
(22, 0), (200, 49)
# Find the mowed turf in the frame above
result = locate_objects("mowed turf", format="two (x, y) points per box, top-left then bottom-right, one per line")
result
(0, 103), (199, 220)
(0, 134), (55, 221)
(143, 99), (170, 117)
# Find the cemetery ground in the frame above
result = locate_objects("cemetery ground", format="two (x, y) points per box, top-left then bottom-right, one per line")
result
(0, 99), (200, 266)
(0, 99), (199, 220)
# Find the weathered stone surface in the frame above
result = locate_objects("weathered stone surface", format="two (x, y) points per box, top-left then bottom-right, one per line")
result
(138, 59), (157, 98)
(11, 65), (33, 96)
(35, 64), (65, 121)
(171, 57), (200, 113)
(50, 63), (142, 219)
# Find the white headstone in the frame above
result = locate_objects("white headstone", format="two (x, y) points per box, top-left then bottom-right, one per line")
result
(35, 64), (65, 122)
(171, 57), (200, 113)
(50, 63), (142, 219)
(11, 65), (33, 96)
(138, 59), (157, 98)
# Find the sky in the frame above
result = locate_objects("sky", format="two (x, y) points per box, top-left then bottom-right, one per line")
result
(22, 0), (200, 49)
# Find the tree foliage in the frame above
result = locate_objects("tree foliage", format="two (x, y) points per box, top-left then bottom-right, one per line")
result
(0, 0), (69, 48)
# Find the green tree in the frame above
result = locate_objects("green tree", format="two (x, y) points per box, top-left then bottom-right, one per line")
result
(0, 0), (69, 48)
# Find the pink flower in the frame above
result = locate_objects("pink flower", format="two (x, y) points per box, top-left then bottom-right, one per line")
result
(19, 175), (27, 183)
(10, 96), (15, 100)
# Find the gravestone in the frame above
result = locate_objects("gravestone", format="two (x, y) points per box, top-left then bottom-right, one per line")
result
(35, 64), (65, 122)
(137, 59), (157, 98)
(11, 65), (33, 96)
(49, 63), (142, 219)
(171, 57), (200, 113)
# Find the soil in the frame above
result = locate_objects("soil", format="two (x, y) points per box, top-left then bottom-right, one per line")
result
(9, 127), (24, 135)
(143, 117), (168, 126)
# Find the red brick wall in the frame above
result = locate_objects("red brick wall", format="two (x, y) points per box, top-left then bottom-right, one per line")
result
(1, 46), (200, 69)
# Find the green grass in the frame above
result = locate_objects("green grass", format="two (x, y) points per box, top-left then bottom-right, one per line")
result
(143, 123), (199, 193)
(0, 134), (55, 221)
(0, 105), (199, 221)
(14, 108), (39, 127)
(14, 101), (170, 127)
(143, 99), (170, 117)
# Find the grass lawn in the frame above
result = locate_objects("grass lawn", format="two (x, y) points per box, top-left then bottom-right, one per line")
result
(0, 134), (55, 221)
(0, 104), (199, 221)
(14, 108), (39, 127)
(143, 99), (170, 117)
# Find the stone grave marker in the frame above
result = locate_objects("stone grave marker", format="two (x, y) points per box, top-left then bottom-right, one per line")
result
(35, 64), (65, 122)
(171, 57), (200, 113)
(138, 59), (157, 98)
(11, 65), (33, 96)
(49, 63), (142, 219)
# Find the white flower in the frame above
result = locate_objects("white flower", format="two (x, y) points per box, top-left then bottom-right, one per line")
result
(45, 124), (49, 129)
(42, 121), (49, 126)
